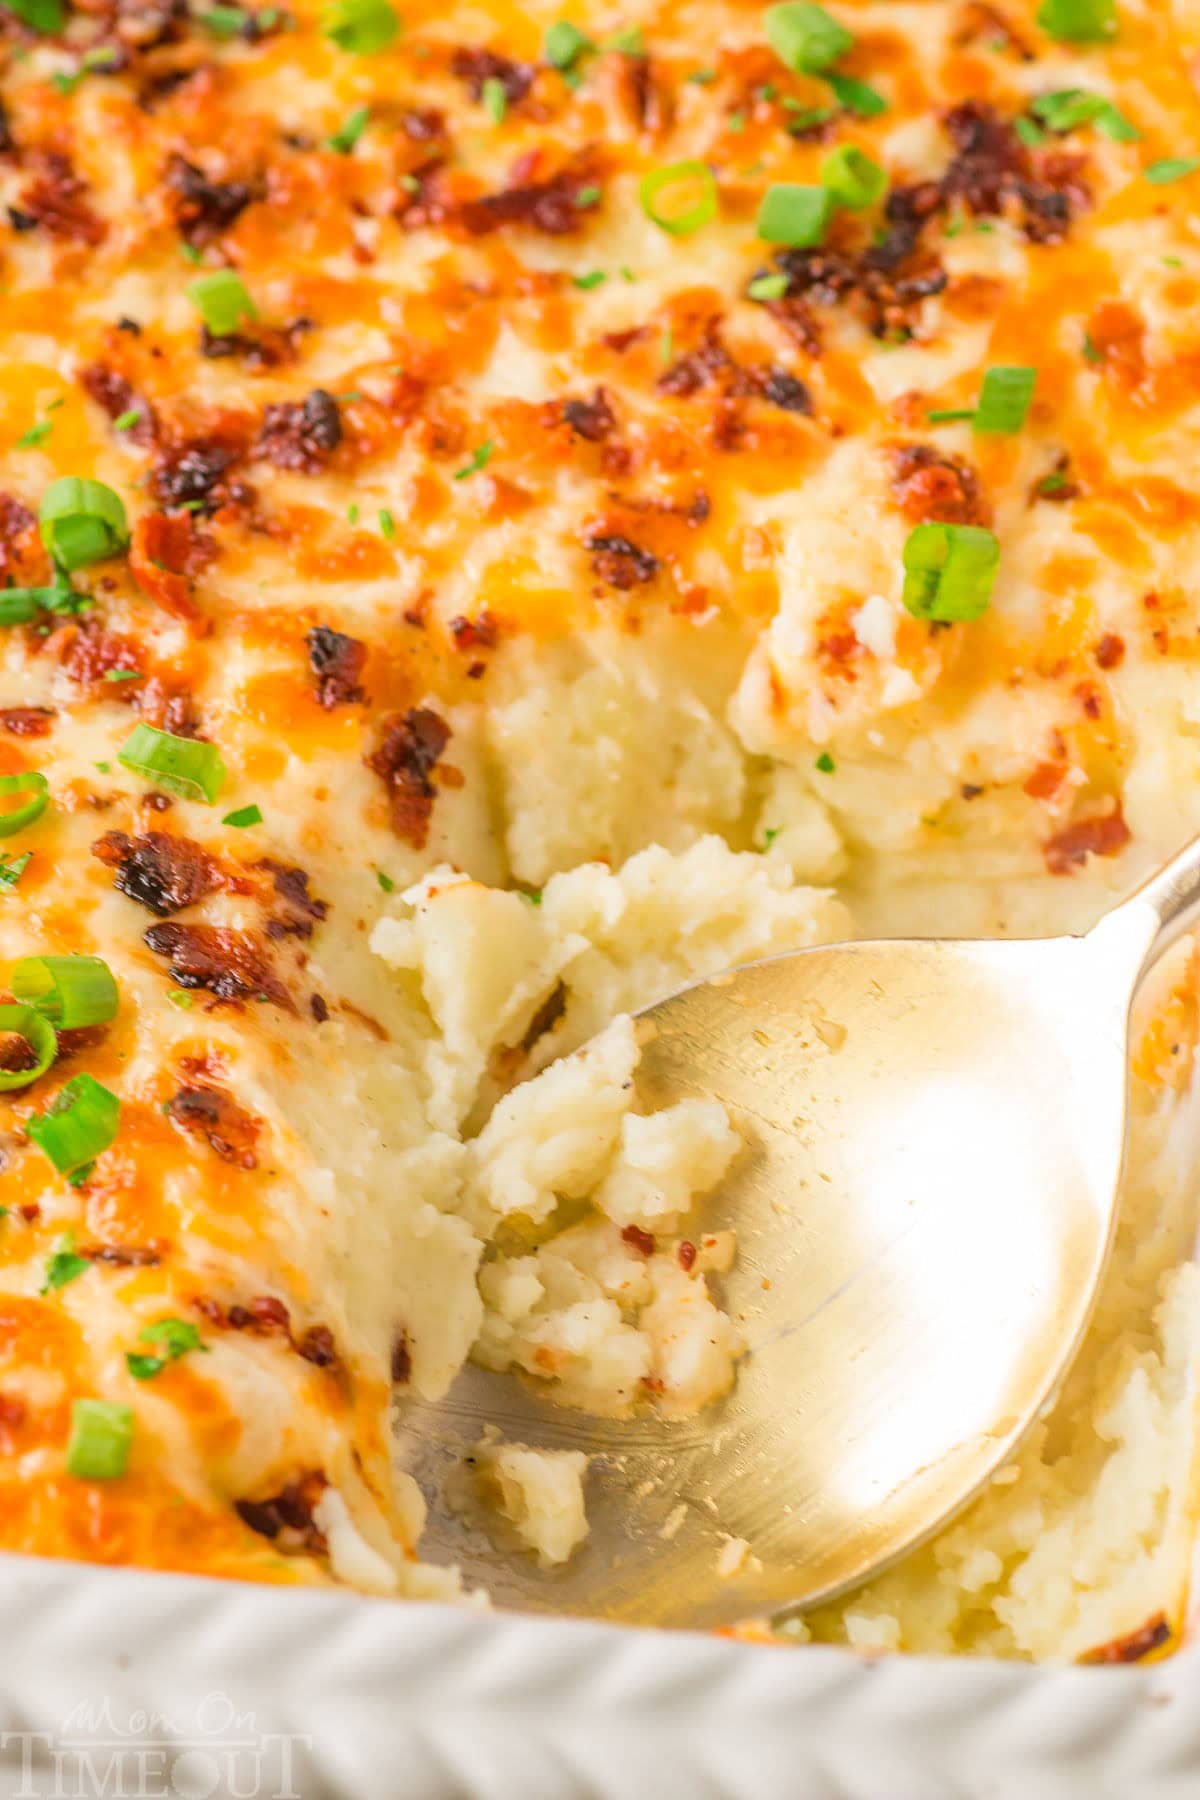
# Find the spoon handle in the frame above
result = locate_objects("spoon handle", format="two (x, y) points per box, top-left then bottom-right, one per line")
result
(1103, 831), (1200, 977)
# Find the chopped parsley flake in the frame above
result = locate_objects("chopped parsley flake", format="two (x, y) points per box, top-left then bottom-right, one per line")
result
(222, 804), (263, 828)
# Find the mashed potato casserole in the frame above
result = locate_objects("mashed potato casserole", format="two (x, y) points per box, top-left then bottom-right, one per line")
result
(0, 0), (1197, 1663)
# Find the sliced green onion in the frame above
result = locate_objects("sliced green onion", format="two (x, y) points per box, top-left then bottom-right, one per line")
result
(39, 478), (128, 571)
(747, 272), (790, 301)
(17, 419), (53, 450)
(482, 76), (507, 123)
(974, 365), (1037, 434)
(0, 579), (90, 624)
(901, 522), (1000, 623)
(322, 0), (399, 52)
(545, 19), (592, 70)
(1030, 89), (1139, 141)
(199, 5), (253, 34)
(0, 851), (31, 891)
(572, 270), (607, 290)
(65, 1399), (132, 1480)
(605, 25), (644, 53)
(40, 1231), (90, 1293)
(927, 407), (975, 423)
(1146, 158), (1200, 185)
(826, 71), (887, 117)
(376, 869), (395, 892)
(113, 409), (142, 432)
(1036, 0), (1117, 42)
(328, 104), (370, 153)
(222, 803), (262, 828)
(4, 0), (63, 31)
(639, 161), (718, 236)
(0, 1004), (56, 1092)
(784, 101), (835, 134)
(454, 441), (493, 481)
(765, 1), (852, 74)
(186, 270), (258, 336)
(815, 751), (836, 773)
(117, 723), (226, 804)
(1015, 116), (1045, 148)
(27, 1072), (120, 1176)
(12, 955), (118, 1029)
(757, 183), (833, 248)
(126, 1316), (205, 1380)
(820, 144), (886, 210)
(575, 183), (601, 208)
(0, 771), (48, 838)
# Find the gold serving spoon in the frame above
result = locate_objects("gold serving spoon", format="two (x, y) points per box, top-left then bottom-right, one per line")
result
(396, 839), (1200, 1629)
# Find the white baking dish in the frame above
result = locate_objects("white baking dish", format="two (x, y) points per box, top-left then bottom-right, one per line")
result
(1, 1553), (1198, 1799)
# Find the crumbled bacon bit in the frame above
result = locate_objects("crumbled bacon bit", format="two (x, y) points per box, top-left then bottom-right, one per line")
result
(164, 153), (255, 246)
(86, 1243), (164, 1266)
(296, 1324), (337, 1368)
(0, 707), (54, 737)
(92, 829), (222, 917)
(759, 367), (812, 414)
(129, 511), (214, 627)
(254, 389), (342, 474)
(448, 610), (497, 652)
(18, 150), (106, 245)
(167, 1083), (260, 1168)
(236, 1473), (328, 1553)
(230, 1294), (291, 1333)
(306, 625), (367, 709)
(79, 363), (156, 446)
(142, 922), (294, 1010)
(59, 621), (145, 689)
(677, 1239), (697, 1272)
(460, 163), (601, 237)
(258, 859), (328, 939)
(0, 493), (41, 582)
(584, 532), (659, 589)
(941, 101), (1086, 244)
(1043, 805), (1131, 875)
(1095, 633), (1126, 670)
(451, 47), (533, 105)
(137, 675), (201, 739)
(621, 1224), (656, 1256)
(367, 707), (452, 849)
(151, 443), (235, 512)
(1080, 1613), (1170, 1665)
(889, 443), (991, 527)
(561, 388), (617, 443)
(615, 51), (671, 135)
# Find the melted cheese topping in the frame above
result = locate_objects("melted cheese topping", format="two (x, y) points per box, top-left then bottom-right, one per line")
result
(0, 0), (1199, 1655)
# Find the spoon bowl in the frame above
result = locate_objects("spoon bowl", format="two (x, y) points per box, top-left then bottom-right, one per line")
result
(398, 845), (1199, 1629)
